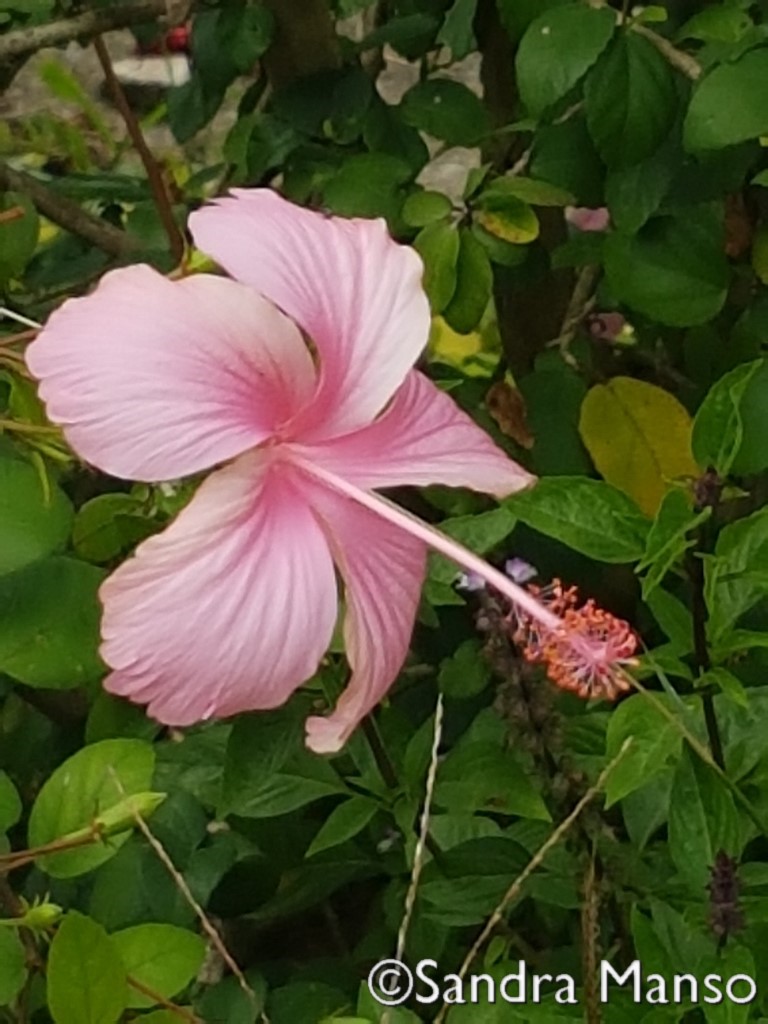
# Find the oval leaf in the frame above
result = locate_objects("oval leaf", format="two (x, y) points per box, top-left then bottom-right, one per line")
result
(28, 739), (155, 878)
(48, 913), (126, 1024)
(0, 455), (73, 576)
(506, 476), (649, 562)
(579, 377), (698, 516)
(113, 924), (206, 1009)
(516, 3), (616, 118)
(684, 48), (768, 151)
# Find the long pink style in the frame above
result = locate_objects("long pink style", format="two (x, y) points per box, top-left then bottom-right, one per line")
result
(26, 188), (634, 754)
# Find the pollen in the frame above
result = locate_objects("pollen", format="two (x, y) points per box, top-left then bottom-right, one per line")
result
(510, 579), (638, 701)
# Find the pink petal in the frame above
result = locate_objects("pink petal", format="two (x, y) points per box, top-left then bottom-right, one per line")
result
(294, 370), (535, 499)
(189, 189), (430, 438)
(300, 477), (426, 754)
(26, 265), (316, 481)
(101, 451), (337, 725)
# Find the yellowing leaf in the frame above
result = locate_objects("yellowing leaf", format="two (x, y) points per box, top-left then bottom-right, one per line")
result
(429, 316), (495, 376)
(578, 377), (698, 516)
(474, 197), (539, 244)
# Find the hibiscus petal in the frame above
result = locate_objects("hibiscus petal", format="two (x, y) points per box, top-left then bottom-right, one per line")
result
(189, 189), (430, 437)
(101, 451), (337, 725)
(26, 265), (316, 481)
(300, 477), (426, 754)
(297, 370), (535, 498)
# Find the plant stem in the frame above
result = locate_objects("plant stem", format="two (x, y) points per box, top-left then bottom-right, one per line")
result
(0, 163), (139, 259)
(688, 526), (725, 770)
(93, 36), (186, 264)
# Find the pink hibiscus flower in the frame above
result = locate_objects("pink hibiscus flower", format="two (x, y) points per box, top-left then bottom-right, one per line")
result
(26, 189), (635, 753)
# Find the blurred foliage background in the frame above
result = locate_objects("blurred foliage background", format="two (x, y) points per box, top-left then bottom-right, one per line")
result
(3, 0), (768, 1021)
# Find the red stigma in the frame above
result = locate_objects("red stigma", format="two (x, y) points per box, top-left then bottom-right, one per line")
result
(511, 579), (637, 701)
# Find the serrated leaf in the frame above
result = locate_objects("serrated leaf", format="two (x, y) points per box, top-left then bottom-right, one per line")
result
(637, 489), (710, 598)
(579, 377), (699, 516)
(691, 359), (764, 476)
(306, 797), (378, 857)
(605, 694), (682, 805)
(507, 476), (649, 562)
(585, 33), (677, 167)
(516, 3), (616, 118)
(48, 913), (126, 1024)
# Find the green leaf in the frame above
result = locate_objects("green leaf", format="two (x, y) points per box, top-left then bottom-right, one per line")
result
(516, 3), (616, 118)
(518, 366), (591, 476)
(700, 667), (748, 708)
(692, 359), (765, 476)
(636, 489), (710, 599)
(438, 639), (491, 699)
(668, 750), (742, 892)
(323, 154), (411, 221)
(437, 0), (477, 60)
(413, 221), (460, 313)
(506, 477), (649, 562)
(481, 175), (575, 207)
(605, 142), (675, 232)
(605, 693), (682, 805)
(400, 79), (491, 147)
(0, 929), (25, 1007)
(0, 556), (105, 688)
(678, 6), (752, 43)
(705, 506), (768, 642)
(402, 190), (452, 227)
(685, 48), (768, 150)
(306, 796), (379, 857)
(435, 744), (550, 820)
(0, 192), (39, 283)
(428, 506), (517, 585)
(443, 227), (493, 334)
(0, 454), (73, 576)
(72, 493), (153, 563)
(113, 924), (206, 1009)
(604, 209), (729, 327)
(497, 0), (570, 42)
(530, 117), (605, 206)
(28, 739), (155, 877)
(585, 33), (677, 167)
(47, 912), (127, 1024)
(0, 771), (22, 834)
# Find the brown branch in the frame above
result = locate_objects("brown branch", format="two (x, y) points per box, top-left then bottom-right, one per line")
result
(0, 0), (177, 63)
(93, 36), (186, 264)
(0, 206), (25, 225)
(551, 264), (601, 365)
(0, 163), (139, 259)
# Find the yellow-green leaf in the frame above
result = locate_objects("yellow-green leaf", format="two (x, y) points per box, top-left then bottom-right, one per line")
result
(474, 196), (539, 244)
(752, 224), (768, 285)
(578, 377), (698, 516)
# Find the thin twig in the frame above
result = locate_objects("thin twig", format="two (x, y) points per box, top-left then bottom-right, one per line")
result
(395, 694), (444, 963)
(0, 307), (42, 331)
(0, 0), (179, 63)
(0, 207), (25, 225)
(127, 977), (201, 1023)
(0, 164), (139, 259)
(107, 769), (259, 1011)
(433, 738), (633, 1024)
(93, 36), (186, 264)
(550, 265), (600, 365)
(632, 24), (702, 80)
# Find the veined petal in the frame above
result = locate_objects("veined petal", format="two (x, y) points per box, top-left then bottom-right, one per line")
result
(189, 189), (430, 438)
(299, 476), (426, 754)
(101, 451), (337, 725)
(26, 265), (316, 481)
(296, 370), (535, 498)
